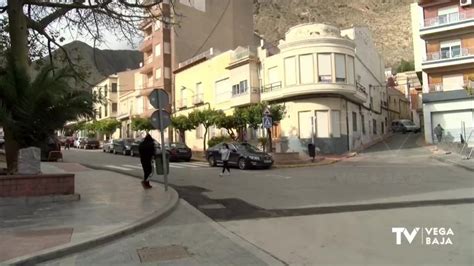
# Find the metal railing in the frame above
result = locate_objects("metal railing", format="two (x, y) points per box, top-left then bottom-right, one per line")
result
(193, 94), (204, 104)
(230, 46), (258, 63)
(177, 48), (219, 69)
(261, 82), (282, 93)
(423, 10), (474, 28)
(424, 47), (474, 62)
(428, 83), (468, 92)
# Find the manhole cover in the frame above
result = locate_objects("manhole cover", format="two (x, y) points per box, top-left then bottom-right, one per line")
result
(198, 203), (226, 210)
(137, 245), (191, 262)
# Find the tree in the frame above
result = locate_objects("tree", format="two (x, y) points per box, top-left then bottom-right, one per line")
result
(95, 118), (120, 140)
(0, 0), (170, 172)
(214, 112), (237, 140)
(0, 55), (94, 173)
(171, 115), (194, 143)
(131, 116), (153, 135)
(188, 109), (219, 151)
(396, 59), (415, 73)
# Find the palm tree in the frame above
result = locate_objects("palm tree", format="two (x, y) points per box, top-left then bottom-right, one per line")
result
(0, 53), (95, 174)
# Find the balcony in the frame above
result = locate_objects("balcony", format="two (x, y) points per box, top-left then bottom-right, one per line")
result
(230, 87), (260, 107)
(193, 93), (204, 105)
(139, 35), (153, 52)
(427, 83), (471, 93)
(260, 81), (367, 103)
(422, 47), (474, 70)
(420, 9), (474, 37)
(140, 63), (153, 74)
(227, 46), (258, 69)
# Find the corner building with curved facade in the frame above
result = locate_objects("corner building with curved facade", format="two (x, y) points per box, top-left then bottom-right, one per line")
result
(258, 24), (389, 154)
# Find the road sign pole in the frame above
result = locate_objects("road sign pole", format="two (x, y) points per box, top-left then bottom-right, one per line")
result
(158, 95), (168, 191)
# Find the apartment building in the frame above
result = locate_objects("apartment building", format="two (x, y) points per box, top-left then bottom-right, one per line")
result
(139, 0), (256, 111)
(387, 87), (411, 123)
(412, 0), (474, 144)
(116, 69), (140, 139)
(174, 24), (389, 155)
(91, 75), (120, 139)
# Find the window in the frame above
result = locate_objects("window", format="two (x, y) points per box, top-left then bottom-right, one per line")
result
(98, 107), (102, 119)
(331, 110), (341, 138)
(155, 44), (161, 57)
(381, 121), (385, 134)
(352, 112), (357, 132)
(155, 68), (161, 80)
(232, 81), (248, 96)
(361, 114), (366, 134)
(299, 54), (314, 84)
(318, 53), (332, 83)
(440, 40), (461, 59)
(164, 67), (171, 79)
(268, 67), (279, 84)
(240, 80), (248, 94)
(180, 88), (186, 107)
(164, 42), (171, 54)
(298, 111), (313, 139)
(111, 83), (117, 93)
(104, 85), (108, 97)
(232, 84), (240, 96)
(315, 111), (329, 138)
(196, 82), (202, 95)
(437, 5), (459, 25)
(215, 78), (230, 103)
(284, 57), (297, 85)
(136, 98), (143, 114)
(373, 119), (377, 134)
(335, 54), (346, 83)
(442, 74), (464, 91)
(347, 56), (355, 84)
(112, 103), (117, 112)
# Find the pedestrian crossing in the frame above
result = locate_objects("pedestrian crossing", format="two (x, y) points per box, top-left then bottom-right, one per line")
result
(104, 161), (209, 171)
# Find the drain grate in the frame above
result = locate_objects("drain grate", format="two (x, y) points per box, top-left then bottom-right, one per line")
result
(137, 245), (191, 263)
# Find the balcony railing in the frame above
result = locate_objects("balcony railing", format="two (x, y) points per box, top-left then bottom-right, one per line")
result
(260, 82), (282, 93)
(423, 10), (474, 28)
(230, 46), (258, 63)
(424, 47), (474, 62)
(193, 94), (204, 105)
(178, 48), (217, 69)
(428, 83), (470, 92)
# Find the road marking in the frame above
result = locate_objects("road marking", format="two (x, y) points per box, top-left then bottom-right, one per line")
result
(174, 163), (199, 168)
(123, 164), (143, 170)
(185, 162), (209, 167)
(169, 164), (185, 169)
(104, 165), (133, 171)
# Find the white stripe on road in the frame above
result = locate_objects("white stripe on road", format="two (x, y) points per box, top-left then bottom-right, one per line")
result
(123, 164), (143, 170)
(174, 163), (199, 168)
(169, 164), (185, 169)
(104, 165), (133, 171)
(185, 162), (209, 167)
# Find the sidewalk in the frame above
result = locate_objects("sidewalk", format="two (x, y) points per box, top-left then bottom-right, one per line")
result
(0, 162), (179, 265)
(430, 147), (474, 172)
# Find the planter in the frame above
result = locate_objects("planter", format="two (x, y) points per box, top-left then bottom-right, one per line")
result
(0, 173), (76, 198)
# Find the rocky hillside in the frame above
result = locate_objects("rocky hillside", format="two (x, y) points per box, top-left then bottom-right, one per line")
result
(254, 0), (414, 68)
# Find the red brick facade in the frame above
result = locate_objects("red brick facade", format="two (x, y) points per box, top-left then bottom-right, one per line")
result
(0, 174), (75, 198)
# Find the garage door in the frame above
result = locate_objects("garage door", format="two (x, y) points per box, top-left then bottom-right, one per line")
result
(432, 111), (474, 143)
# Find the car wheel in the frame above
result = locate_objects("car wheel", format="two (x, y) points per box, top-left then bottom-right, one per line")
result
(208, 156), (216, 167)
(103, 149), (106, 152)
(238, 158), (247, 170)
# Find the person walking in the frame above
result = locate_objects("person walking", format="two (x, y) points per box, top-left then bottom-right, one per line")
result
(433, 124), (444, 144)
(139, 134), (156, 189)
(65, 138), (71, 150)
(219, 143), (231, 177)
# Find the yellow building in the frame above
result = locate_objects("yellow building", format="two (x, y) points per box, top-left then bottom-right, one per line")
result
(92, 75), (120, 140)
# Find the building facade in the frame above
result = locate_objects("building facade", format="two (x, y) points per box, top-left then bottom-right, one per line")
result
(174, 24), (389, 155)
(387, 87), (411, 123)
(411, 0), (474, 144)
(92, 75), (120, 140)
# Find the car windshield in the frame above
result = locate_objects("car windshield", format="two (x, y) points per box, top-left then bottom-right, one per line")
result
(402, 121), (415, 126)
(236, 143), (261, 153)
(123, 139), (134, 145)
(169, 143), (187, 148)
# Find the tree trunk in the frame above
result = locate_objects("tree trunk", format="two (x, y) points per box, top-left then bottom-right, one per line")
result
(203, 128), (208, 151)
(5, 0), (29, 173)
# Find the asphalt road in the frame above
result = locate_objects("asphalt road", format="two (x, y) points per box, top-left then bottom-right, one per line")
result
(62, 133), (474, 221)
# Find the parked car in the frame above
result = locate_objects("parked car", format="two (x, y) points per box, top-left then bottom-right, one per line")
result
(130, 138), (161, 157)
(206, 142), (273, 170)
(102, 139), (114, 153)
(165, 142), (192, 162)
(391, 119), (421, 133)
(112, 138), (134, 155)
(74, 137), (85, 148)
(79, 138), (100, 149)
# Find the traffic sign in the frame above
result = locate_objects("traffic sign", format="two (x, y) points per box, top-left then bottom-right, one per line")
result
(150, 110), (171, 130)
(262, 116), (273, 129)
(148, 89), (169, 109)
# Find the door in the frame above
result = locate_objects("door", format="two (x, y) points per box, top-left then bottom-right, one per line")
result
(431, 111), (473, 142)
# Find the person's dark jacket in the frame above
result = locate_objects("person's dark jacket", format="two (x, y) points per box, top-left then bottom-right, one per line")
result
(139, 137), (155, 161)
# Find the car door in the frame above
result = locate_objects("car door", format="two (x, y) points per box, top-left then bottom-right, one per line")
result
(228, 144), (240, 166)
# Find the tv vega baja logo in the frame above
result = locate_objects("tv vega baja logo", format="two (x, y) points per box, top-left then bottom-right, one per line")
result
(392, 227), (454, 245)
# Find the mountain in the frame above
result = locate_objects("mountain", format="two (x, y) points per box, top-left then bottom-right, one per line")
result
(38, 41), (142, 88)
(254, 0), (414, 68)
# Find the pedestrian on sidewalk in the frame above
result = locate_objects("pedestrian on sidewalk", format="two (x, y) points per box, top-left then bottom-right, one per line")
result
(434, 124), (444, 144)
(219, 143), (231, 177)
(139, 134), (155, 189)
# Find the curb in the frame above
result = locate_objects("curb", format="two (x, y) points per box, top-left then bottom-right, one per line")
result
(4, 181), (180, 266)
(273, 159), (341, 169)
(430, 155), (474, 172)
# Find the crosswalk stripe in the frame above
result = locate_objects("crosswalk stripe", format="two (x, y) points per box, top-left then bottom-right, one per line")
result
(123, 164), (143, 170)
(173, 163), (198, 168)
(169, 164), (185, 169)
(185, 162), (208, 167)
(105, 165), (133, 171)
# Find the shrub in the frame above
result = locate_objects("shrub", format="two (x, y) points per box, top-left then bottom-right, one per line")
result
(208, 136), (233, 148)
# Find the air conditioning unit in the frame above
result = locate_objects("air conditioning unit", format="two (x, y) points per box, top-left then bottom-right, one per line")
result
(460, 0), (472, 7)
